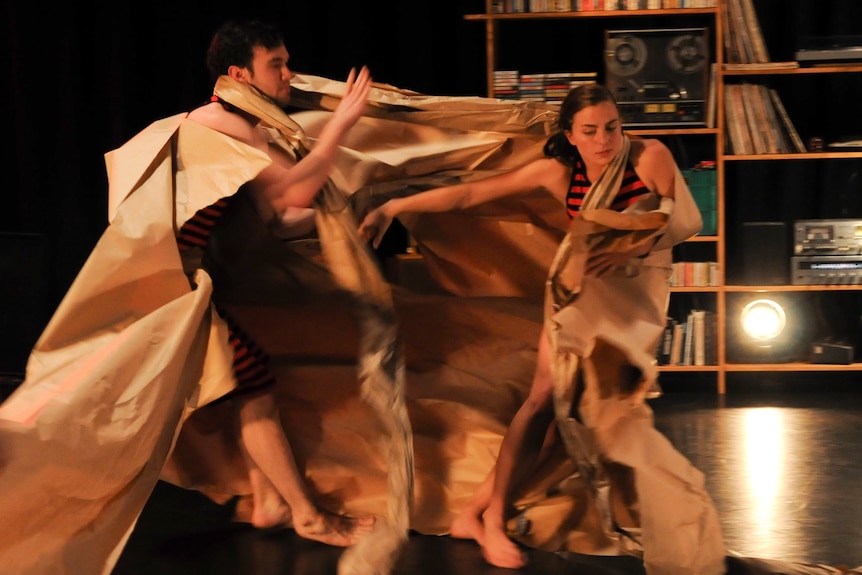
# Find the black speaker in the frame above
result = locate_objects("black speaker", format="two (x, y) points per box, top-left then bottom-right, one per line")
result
(742, 221), (789, 285)
(820, 159), (862, 218)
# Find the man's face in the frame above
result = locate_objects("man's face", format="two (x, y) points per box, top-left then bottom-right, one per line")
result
(242, 44), (293, 106)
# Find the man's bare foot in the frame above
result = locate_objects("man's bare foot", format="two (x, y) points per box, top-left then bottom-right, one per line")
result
(449, 511), (485, 544)
(481, 525), (527, 569)
(250, 497), (293, 530)
(293, 508), (376, 547)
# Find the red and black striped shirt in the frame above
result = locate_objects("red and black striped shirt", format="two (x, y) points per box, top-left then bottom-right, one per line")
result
(566, 157), (649, 218)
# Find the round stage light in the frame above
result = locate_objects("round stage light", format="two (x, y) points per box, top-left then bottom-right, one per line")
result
(740, 299), (786, 342)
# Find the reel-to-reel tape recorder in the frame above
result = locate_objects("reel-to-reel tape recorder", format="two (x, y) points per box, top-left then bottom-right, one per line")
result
(605, 28), (709, 127)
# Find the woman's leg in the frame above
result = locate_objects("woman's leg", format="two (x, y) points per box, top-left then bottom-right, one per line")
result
(449, 466), (494, 543)
(452, 326), (557, 569)
(449, 424), (557, 544)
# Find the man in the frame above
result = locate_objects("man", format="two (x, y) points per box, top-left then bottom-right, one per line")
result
(0, 18), (390, 575)
(181, 19), (374, 544)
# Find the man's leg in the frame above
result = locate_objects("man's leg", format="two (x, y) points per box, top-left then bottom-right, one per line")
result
(238, 438), (293, 529)
(236, 389), (375, 546)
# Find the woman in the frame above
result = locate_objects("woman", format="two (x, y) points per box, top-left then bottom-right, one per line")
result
(359, 83), (714, 570)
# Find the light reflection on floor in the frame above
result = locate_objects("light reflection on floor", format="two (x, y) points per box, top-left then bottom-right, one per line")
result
(652, 392), (862, 567)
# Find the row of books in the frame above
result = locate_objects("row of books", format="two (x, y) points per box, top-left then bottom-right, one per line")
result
(493, 70), (597, 102)
(656, 310), (717, 366)
(491, 0), (716, 12)
(670, 261), (719, 287)
(724, 83), (806, 155)
(721, 0), (768, 64)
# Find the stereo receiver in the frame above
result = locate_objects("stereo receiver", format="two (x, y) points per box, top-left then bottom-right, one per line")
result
(791, 255), (862, 285)
(792, 219), (862, 284)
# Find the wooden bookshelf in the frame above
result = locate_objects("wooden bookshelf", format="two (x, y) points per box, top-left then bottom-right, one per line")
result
(463, 1), (862, 394)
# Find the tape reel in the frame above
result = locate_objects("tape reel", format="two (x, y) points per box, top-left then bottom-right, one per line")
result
(606, 34), (647, 78)
(666, 33), (708, 74)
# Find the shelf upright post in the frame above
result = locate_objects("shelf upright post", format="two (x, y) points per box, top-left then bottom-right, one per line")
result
(485, 0), (497, 98)
(716, 0), (727, 394)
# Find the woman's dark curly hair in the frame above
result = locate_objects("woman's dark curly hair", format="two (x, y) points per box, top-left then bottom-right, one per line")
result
(543, 83), (618, 167)
(206, 19), (285, 80)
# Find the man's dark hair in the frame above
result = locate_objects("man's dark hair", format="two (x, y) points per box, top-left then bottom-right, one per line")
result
(206, 19), (285, 80)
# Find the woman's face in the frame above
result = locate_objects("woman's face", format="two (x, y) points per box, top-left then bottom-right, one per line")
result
(564, 101), (623, 169)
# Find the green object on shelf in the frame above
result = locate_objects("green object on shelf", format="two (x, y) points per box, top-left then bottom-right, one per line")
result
(683, 168), (717, 236)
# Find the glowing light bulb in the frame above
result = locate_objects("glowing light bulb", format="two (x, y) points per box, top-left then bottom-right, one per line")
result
(741, 299), (786, 342)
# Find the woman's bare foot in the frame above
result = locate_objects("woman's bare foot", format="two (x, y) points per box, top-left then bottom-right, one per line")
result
(449, 510), (485, 543)
(293, 508), (376, 547)
(481, 523), (527, 569)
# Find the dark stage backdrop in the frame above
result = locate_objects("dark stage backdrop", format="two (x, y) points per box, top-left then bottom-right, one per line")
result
(1, 0), (487, 374)
(3, 0), (861, 374)
(1, 0), (488, 372)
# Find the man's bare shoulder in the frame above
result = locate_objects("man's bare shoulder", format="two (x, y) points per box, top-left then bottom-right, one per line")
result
(186, 102), (258, 147)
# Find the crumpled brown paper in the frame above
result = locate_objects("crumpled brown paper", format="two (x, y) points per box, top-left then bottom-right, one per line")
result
(2, 72), (722, 575)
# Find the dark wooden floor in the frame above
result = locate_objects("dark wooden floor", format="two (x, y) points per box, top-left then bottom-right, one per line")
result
(652, 382), (862, 571)
(3, 376), (861, 575)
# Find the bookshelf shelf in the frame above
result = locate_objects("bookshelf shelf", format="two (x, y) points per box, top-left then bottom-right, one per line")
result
(464, 8), (719, 22)
(723, 362), (862, 372)
(464, 1), (861, 394)
(659, 365), (721, 372)
(723, 284), (862, 293)
(723, 64), (862, 76)
(629, 127), (720, 136)
(670, 286), (720, 293)
(723, 151), (862, 160)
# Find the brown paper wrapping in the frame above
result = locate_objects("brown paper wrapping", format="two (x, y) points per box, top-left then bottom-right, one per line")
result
(1, 73), (725, 575)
